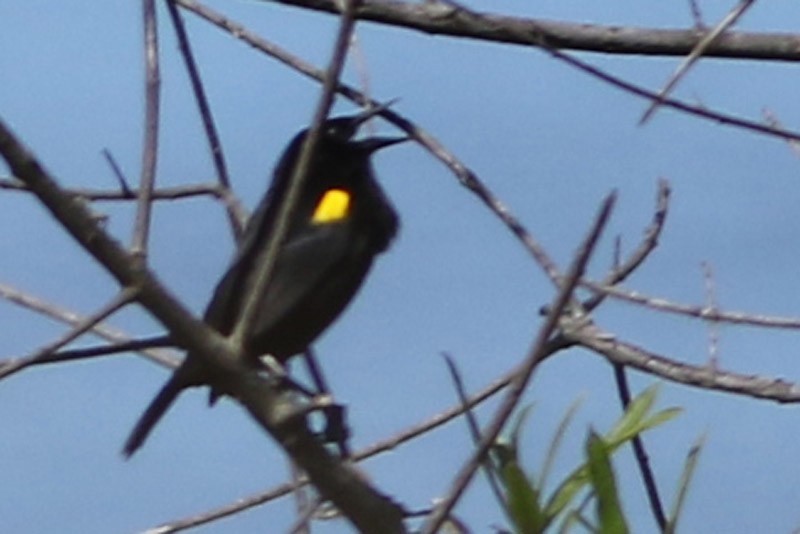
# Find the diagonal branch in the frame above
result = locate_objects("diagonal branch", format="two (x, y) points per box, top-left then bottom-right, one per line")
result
(144, 335), (574, 533)
(543, 46), (800, 144)
(584, 179), (670, 312)
(442, 353), (506, 512)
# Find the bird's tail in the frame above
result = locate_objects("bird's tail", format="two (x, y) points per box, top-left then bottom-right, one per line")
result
(123, 373), (185, 458)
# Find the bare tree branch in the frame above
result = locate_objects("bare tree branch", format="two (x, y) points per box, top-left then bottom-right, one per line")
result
(0, 177), (226, 201)
(563, 321), (800, 403)
(442, 353), (506, 513)
(701, 262), (721, 367)
(584, 179), (670, 312)
(0, 288), (137, 380)
(145, 336), (574, 533)
(102, 149), (135, 195)
(259, 0), (800, 61)
(543, 46), (800, 143)
(607, 252), (666, 530)
(180, 0), (800, 146)
(0, 281), (178, 369)
(581, 278), (800, 330)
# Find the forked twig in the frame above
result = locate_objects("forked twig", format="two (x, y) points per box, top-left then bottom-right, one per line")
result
(0, 282), (178, 369)
(584, 179), (670, 312)
(0, 288), (138, 380)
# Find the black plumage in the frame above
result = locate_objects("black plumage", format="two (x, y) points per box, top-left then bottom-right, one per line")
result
(123, 110), (402, 456)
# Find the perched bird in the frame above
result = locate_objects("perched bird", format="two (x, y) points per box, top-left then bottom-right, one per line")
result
(123, 107), (403, 456)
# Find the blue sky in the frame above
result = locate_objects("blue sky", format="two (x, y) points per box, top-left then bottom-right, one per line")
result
(2, 1), (800, 532)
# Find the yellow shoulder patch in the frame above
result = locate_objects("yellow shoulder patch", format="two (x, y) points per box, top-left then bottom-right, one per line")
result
(311, 188), (351, 224)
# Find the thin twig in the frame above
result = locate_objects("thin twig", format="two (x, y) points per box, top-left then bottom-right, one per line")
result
(167, 0), (246, 238)
(701, 262), (720, 367)
(442, 353), (506, 512)
(0, 335), (176, 378)
(352, 341), (571, 461)
(580, 278), (800, 330)
(641, 0), (757, 123)
(584, 179), (670, 312)
(133, 0), (161, 256)
(422, 192), (617, 533)
(0, 281), (178, 369)
(689, 0), (705, 29)
(608, 242), (666, 530)
(0, 177), (225, 201)
(544, 46), (800, 144)
(0, 288), (138, 380)
(762, 109), (800, 159)
(102, 149), (134, 195)
(612, 364), (667, 529)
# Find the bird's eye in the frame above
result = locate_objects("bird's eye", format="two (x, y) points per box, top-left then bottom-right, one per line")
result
(323, 118), (358, 141)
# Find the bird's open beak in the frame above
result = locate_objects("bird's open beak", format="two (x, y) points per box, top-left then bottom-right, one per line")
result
(347, 99), (408, 152)
(357, 135), (410, 154)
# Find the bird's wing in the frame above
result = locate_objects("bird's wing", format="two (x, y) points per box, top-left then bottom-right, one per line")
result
(202, 223), (366, 338)
(250, 225), (366, 334)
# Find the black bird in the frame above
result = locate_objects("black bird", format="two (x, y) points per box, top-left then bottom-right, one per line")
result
(123, 108), (403, 456)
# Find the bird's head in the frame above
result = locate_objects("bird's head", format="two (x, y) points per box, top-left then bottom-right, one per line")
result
(320, 103), (408, 155)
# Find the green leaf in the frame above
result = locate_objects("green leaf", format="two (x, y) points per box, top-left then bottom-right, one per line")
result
(493, 405), (534, 470)
(501, 457), (546, 534)
(541, 397), (584, 491)
(493, 406), (545, 533)
(605, 384), (658, 444)
(665, 434), (706, 534)
(605, 386), (681, 447)
(544, 462), (591, 520)
(546, 386), (679, 521)
(585, 430), (629, 534)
